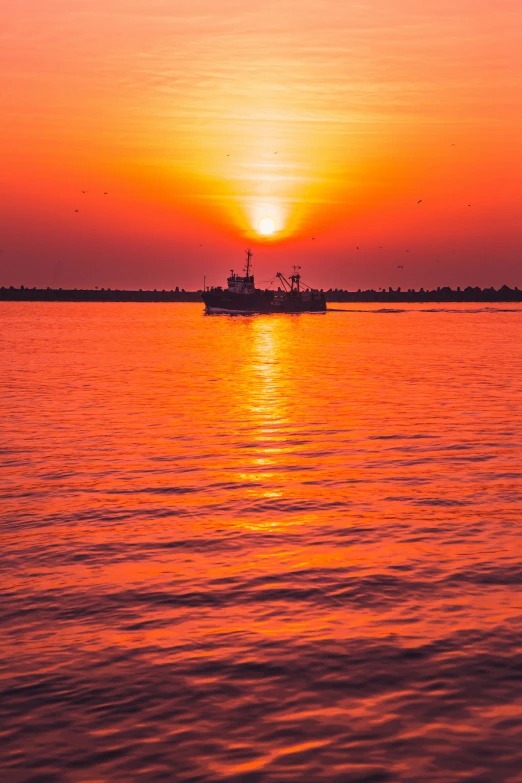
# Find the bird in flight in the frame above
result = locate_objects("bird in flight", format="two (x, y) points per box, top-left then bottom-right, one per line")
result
(356, 246), (359, 250)
(81, 190), (88, 194)
(450, 143), (456, 147)
(103, 192), (108, 195)
(312, 237), (315, 240)
(418, 199), (422, 204)
(397, 265), (403, 268)
(468, 204), (471, 206)
(74, 209), (79, 212)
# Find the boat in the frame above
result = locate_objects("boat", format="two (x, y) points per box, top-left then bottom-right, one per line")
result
(202, 250), (326, 314)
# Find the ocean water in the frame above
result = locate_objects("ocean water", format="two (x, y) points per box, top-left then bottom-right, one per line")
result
(1, 302), (522, 783)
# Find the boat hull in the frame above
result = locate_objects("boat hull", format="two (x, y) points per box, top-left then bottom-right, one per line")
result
(202, 291), (326, 314)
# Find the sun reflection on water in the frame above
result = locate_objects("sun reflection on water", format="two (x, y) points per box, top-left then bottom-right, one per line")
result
(233, 317), (295, 509)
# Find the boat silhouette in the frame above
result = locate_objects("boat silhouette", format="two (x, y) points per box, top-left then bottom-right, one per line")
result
(202, 250), (326, 314)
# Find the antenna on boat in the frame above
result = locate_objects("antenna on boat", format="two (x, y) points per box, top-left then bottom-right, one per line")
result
(245, 249), (253, 278)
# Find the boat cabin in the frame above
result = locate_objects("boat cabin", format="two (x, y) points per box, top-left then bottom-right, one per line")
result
(226, 250), (255, 294)
(227, 272), (255, 294)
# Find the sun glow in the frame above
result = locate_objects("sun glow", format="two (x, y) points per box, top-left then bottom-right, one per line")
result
(259, 217), (276, 236)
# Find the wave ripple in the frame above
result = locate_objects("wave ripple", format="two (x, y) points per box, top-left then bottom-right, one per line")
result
(1, 302), (522, 782)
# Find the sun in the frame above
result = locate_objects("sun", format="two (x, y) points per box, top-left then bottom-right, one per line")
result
(259, 217), (276, 236)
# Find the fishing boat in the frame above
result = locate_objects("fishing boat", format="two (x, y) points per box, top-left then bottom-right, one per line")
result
(202, 250), (326, 314)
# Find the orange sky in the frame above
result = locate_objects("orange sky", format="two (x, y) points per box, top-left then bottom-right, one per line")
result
(1, 0), (521, 289)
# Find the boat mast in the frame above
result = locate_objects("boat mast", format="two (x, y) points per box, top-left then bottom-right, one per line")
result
(245, 249), (253, 278)
(292, 265), (301, 293)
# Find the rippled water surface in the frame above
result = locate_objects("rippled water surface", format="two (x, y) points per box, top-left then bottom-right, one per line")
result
(2, 302), (522, 782)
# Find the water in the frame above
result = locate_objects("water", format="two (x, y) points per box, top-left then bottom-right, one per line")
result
(1, 302), (522, 782)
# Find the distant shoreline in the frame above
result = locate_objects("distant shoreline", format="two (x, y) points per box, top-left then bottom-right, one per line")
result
(1, 286), (522, 303)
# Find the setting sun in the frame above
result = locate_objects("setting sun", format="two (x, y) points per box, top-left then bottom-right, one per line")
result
(259, 217), (276, 236)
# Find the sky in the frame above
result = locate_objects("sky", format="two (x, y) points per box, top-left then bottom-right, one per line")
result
(1, 0), (521, 290)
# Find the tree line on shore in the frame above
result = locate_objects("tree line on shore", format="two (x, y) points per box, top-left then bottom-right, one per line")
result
(1, 284), (522, 302)
(323, 285), (522, 302)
